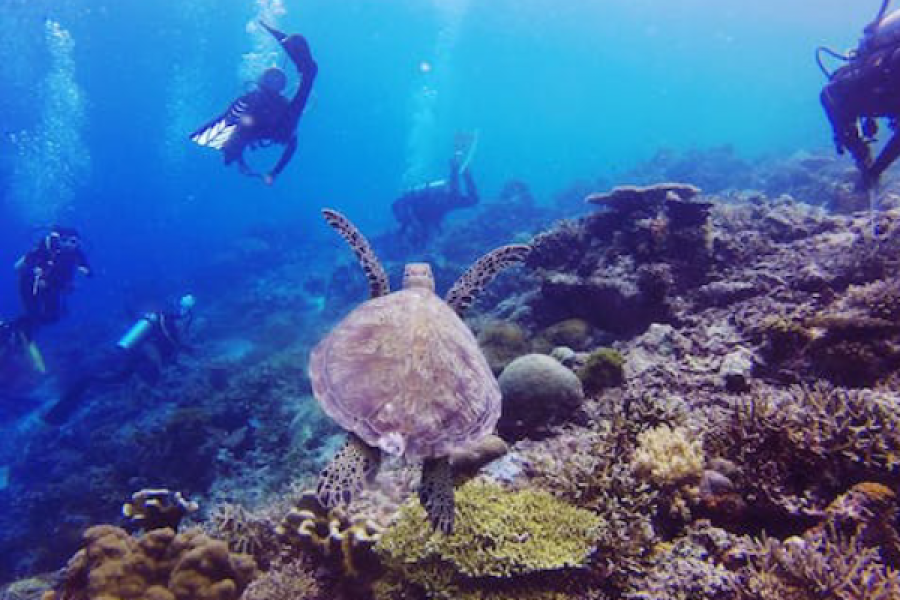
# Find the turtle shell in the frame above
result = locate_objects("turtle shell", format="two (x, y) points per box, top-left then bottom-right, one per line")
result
(309, 287), (501, 459)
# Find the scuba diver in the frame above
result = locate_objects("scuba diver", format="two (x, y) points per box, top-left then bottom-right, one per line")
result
(392, 133), (480, 248)
(819, 0), (900, 190)
(43, 294), (197, 425)
(14, 226), (92, 340)
(191, 22), (318, 185)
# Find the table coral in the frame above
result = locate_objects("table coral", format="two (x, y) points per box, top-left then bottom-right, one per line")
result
(374, 480), (601, 599)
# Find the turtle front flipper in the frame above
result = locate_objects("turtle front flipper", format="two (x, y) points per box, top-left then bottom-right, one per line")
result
(419, 457), (455, 534)
(317, 434), (382, 508)
(322, 208), (391, 298)
(445, 244), (531, 315)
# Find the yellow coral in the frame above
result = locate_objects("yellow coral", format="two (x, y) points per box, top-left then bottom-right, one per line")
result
(632, 424), (704, 487)
(375, 480), (601, 599)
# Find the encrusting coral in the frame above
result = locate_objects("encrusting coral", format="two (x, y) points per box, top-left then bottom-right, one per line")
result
(374, 480), (602, 599)
(44, 524), (257, 600)
(735, 483), (900, 600)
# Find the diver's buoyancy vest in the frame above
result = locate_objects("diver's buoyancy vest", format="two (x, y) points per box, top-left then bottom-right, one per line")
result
(865, 9), (900, 52)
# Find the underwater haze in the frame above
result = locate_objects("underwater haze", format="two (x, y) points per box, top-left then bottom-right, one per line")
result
(1, 0), (897, 590)
(0, 0), (872, 317)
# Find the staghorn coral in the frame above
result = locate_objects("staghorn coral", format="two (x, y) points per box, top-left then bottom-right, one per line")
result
(205, 502), (280, 570)
(706, 383), (900, 521)
(240, 559), (321, 600)
(46, 524), (256, 600)
(846, 276), (900, 321)
(736, 529), (900, 600)
(374, 480), (602, 599)
(624, 522), (740, 600)
(276, 489), (384, 578)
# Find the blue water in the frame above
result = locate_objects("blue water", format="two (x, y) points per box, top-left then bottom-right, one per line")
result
(0, 0), (884, 581)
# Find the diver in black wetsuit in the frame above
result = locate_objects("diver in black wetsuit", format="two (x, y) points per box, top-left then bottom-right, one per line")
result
(392, 138), (480, 248)
(820, 1), (900, 190)
(14, 227), (92, 339)
(191, 22), (318, 185)
(43, 295), (196, 425)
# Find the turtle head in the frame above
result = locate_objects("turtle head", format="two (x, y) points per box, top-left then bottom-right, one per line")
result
(402, 263), (435, 292)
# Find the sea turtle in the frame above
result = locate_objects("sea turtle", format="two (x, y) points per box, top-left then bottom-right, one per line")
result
(310, 208), (530, 533)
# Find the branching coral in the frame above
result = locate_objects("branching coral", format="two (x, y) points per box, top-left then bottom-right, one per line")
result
(706, 383), (900, 520)
(736, 529), (900, 600)
(206, 502), (280, 570)
(374, 480), (602, 599)
(632, 425), (705, 488)
(46, 525), (257, 600)
(577, 348), (625, 394)
(240, 559), (321, 600)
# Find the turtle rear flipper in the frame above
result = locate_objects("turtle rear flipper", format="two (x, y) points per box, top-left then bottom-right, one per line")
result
(445, 244), (531, 315)
(317, 434), (381, 508)
(419, 457), (455, 534)
(322, 208), (391, 298)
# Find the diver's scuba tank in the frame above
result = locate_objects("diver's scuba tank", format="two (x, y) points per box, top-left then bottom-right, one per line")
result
(117, 314), (157, 350)
(861, 1), (900, 53)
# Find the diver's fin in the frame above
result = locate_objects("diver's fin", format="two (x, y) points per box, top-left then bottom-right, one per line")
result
(43, 376), (95, 425)
(419, 457), (455, 534)
(190, 96), (253, 150)
(316, 434), (381, 508)
(258, 20), (287, 43)
(25, 340), (46, 374)
(455, 130), (480, 173)
(190, 116), (238, 150)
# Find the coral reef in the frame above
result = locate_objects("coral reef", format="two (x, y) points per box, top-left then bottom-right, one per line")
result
(534, 318), (595, 352)
(276, 489), (385, 578)
(45, 525), (256, 600)
(240, 559), (322, 600)
(122, 489), (199, 532)
(497, 354), (585, 439)
(632, 425), (704, 489)
(205, 502), (281, 571)
(476, 320), (532, 374)
(705, 384), (900, 524)
(576, 347), (625, 394)
(374, 480), (602, 599)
